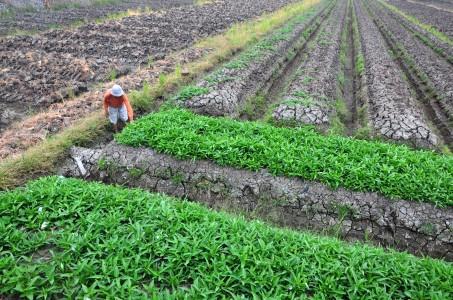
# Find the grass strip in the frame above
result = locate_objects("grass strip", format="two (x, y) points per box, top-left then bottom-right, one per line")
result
(1, 176), (452, 298)
(378, 0), (453, 46)
(0, 0), (323, 190)
(116, 108), (453, 206)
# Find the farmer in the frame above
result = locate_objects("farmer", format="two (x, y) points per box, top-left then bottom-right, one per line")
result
(103, 84), (134, 132)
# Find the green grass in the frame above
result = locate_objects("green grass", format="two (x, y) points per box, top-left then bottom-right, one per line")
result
(241, 93), (267, 119)
(128, 81), (154, 112)
(1, 176), (452, 298)
(52, 0), (119, 11)
(116, 108), (453, 206)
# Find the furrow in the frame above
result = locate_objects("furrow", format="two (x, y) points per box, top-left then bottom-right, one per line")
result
(241, 0), (340, 121)
(340, 0), (358, 135)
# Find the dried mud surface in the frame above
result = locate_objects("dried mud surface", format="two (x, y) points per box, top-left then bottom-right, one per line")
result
(355, 0), (438, 148)
(368, 0), (453, 145)
(272, 0), (347, 129)
(59, 143), (453, 261)
(181, 2), (330, 117)
(372, 1), (453, 109)
(388, 0), (453, 38)
(0, 0), (193, 36)
(381, 1), (453, 60)
(0, 0), (297, 132)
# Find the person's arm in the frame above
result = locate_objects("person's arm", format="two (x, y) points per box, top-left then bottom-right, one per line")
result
(103, 92), (110, 116)
(123, 95), (134, 122)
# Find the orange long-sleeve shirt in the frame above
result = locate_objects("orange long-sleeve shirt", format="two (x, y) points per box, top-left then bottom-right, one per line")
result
(103, 90), (134, 121)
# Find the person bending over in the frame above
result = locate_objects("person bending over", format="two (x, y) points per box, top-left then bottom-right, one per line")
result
(103, 84), (134, 132)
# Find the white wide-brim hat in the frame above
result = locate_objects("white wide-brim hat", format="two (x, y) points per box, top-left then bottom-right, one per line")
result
(111, 84), (124, 97)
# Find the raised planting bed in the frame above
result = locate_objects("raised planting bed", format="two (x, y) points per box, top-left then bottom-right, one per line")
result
(61, 142), (453, 259)
(366, 0), (453, 147)
(378, 0), (453, 62)
(176, 0), (334, 117)
(115, 108), (452, 206)
(1, 176), (452, 298)
(271, 0), (347, 131)
(354, 0), (439, 148)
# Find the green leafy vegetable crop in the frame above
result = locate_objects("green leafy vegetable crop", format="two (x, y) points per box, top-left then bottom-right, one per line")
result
(117, 108), (453, 206)
(1, 177), (452, 298)
(172, 85), (210, 102)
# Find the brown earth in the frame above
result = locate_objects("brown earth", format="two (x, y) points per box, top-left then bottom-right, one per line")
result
(0, 46), (209, 160)
(0, 0), (193, 36)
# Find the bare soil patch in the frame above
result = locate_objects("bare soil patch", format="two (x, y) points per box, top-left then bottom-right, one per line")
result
(0, 0), (193, 36)
(0, 0), (297, 133)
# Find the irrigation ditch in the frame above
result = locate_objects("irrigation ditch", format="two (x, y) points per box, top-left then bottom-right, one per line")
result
(60, 142), (453, 261)
(241, 0), (340, 122)
(340, 0), (358, 135)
